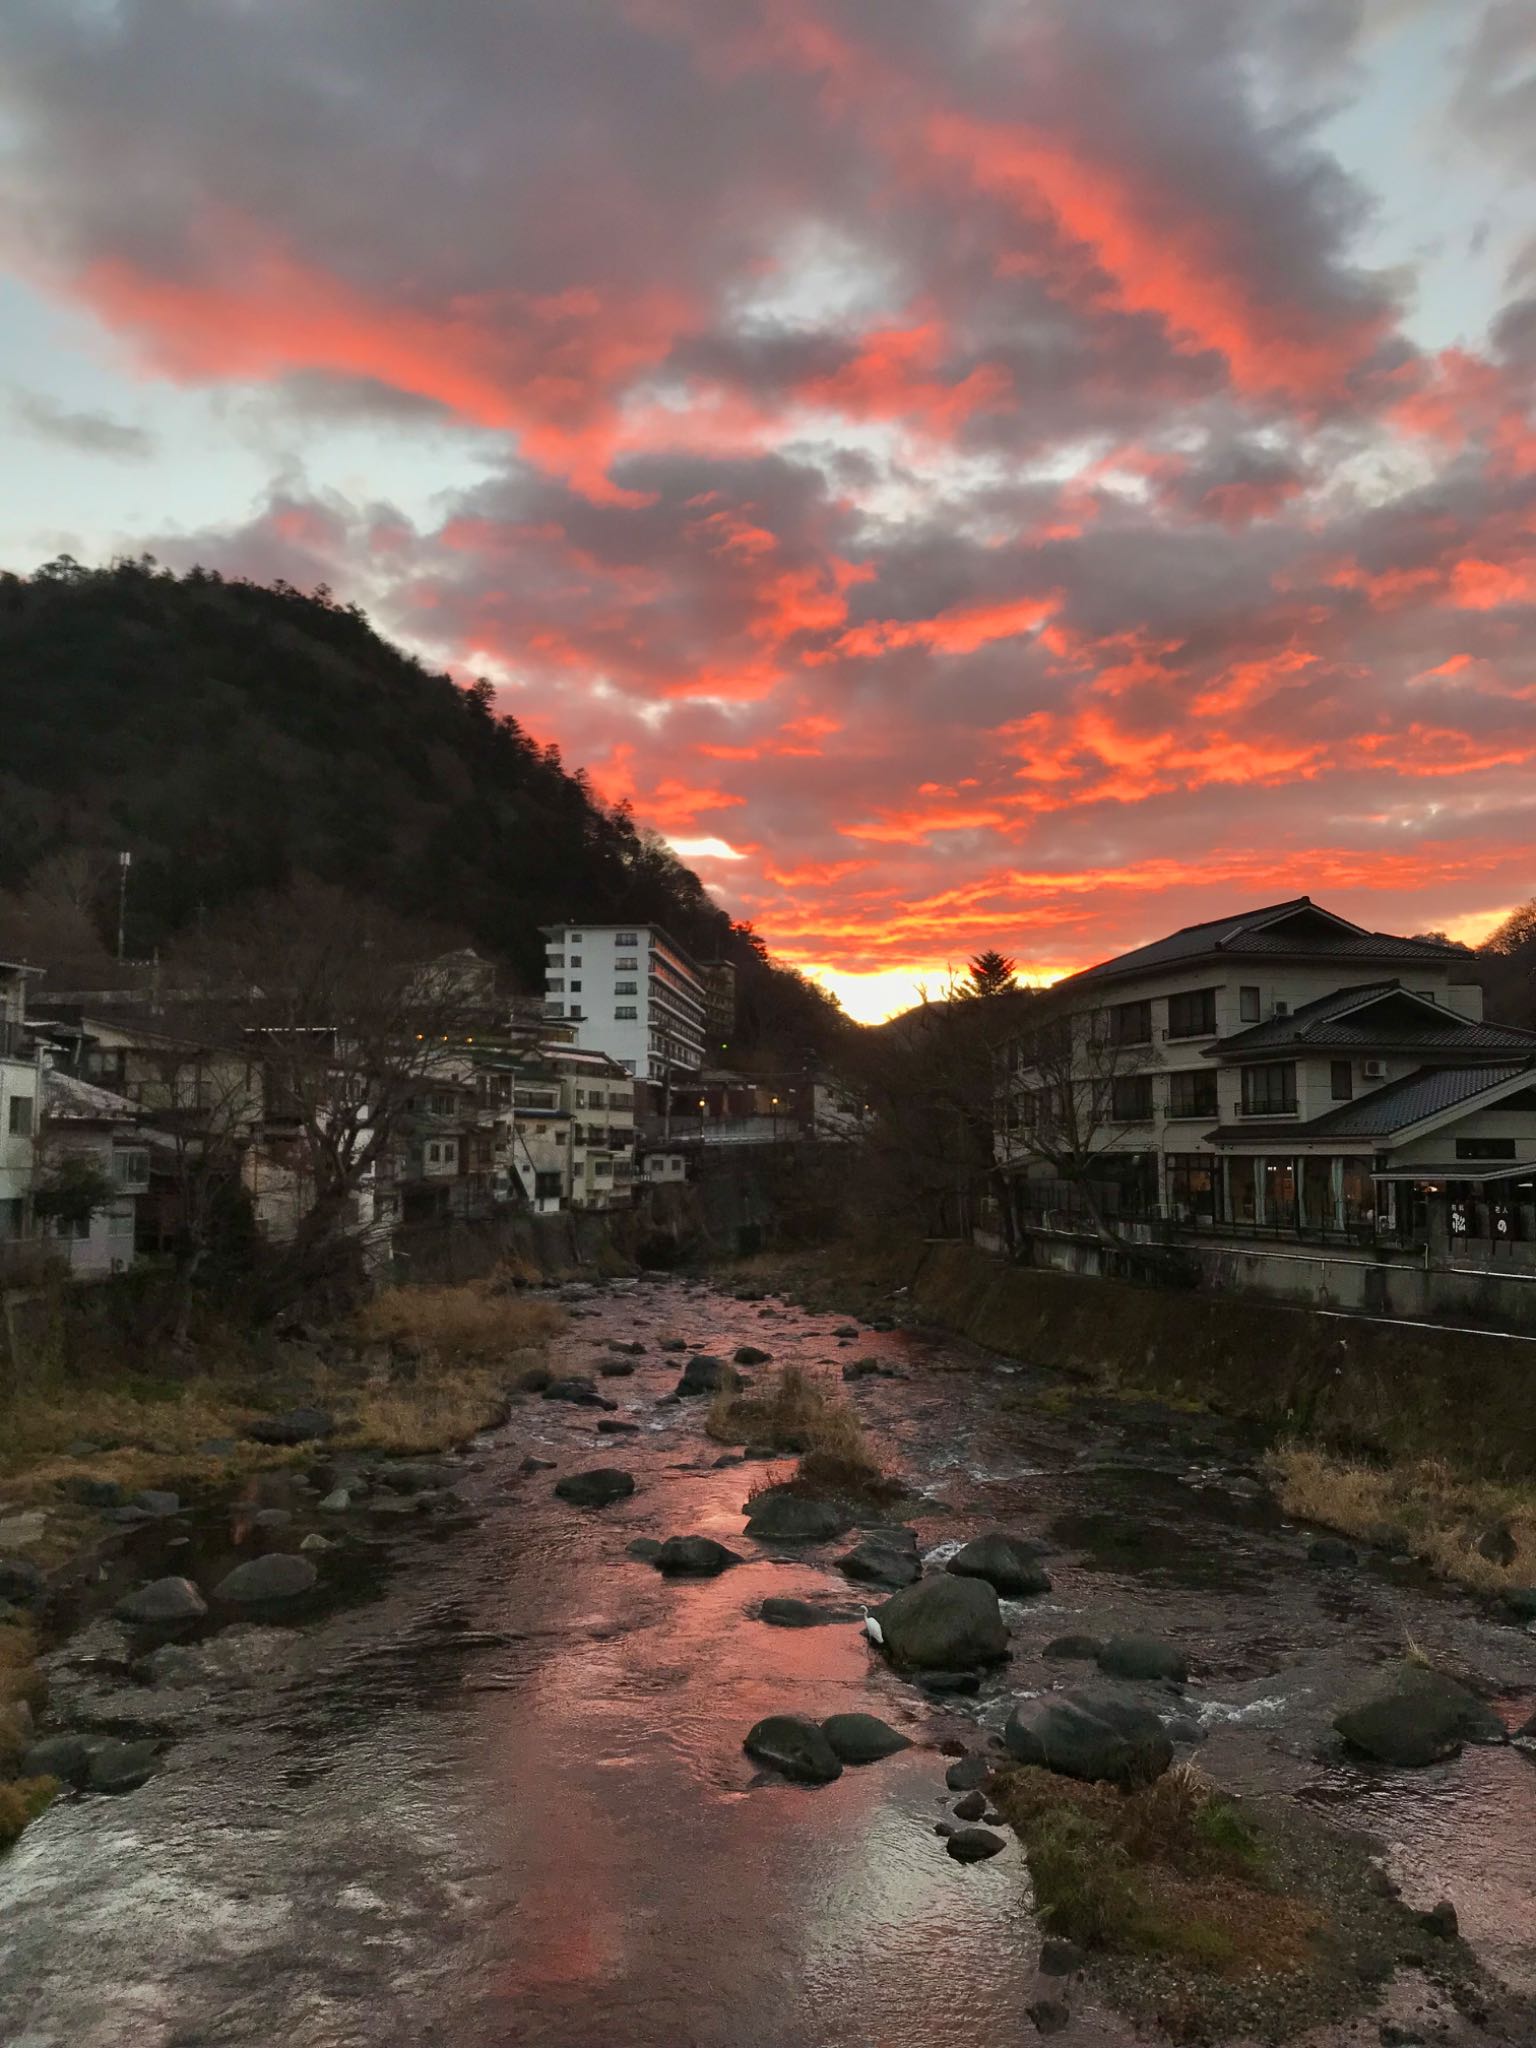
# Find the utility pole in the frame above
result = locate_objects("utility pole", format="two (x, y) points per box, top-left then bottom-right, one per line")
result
(116, 851), (132, 962)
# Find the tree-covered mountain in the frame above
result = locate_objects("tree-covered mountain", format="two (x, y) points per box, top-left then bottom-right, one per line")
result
(0, 556), (846, 1054)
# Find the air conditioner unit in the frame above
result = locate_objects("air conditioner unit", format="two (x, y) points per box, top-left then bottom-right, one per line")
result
(1272, 1000), (1289, 1017)
(1363, 1058), (1387, 1079)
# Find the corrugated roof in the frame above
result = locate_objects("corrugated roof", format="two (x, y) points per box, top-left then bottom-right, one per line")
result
(1067, 897), (1472, 988)
(44, 1069), (139, 1121)
(1213, 981), (1536, 1057)
(1209, 1063), (1534, 1144)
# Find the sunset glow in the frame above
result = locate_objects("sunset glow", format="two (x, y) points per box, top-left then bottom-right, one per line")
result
(3, 1), (1534, 1017)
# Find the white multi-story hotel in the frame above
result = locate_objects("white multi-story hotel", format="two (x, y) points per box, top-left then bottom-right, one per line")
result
(541, 924), (707, 1085)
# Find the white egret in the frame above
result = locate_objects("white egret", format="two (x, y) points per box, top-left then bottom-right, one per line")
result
(859, 1604), (884, 1647)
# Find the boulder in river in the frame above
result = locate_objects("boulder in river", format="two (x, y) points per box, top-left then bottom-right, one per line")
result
(952, 1788), (987, 1821)
(543, 1376), (612, 1407)
(874, 1573), (1008, 1670)
(87, 1737), (159, 1794)
(946, 1533), (1052, 1598)
(114, 1576), (207, 1626)
(1334, 1663), (1506, 1766)
(1095, 1635), (1188, 1685)
(820, 1712), (912, 1763)
(946, 1826), (1006, 1863)
(21, 1733), (95, 1786)
(734, 1345), (772, 1366)
(599, 1360), (636, 1378)
(246, 1405), (334, 1445)
(130, 1490), (182, 1520)
(744, 1714), (843, 1784)
(758, 1596), (827, 1628)
(596, 1419), (641, 1435)
(626, 1538), (664, 1562)
(659, 1337), (689, 1354)
(652, 1536), (742, 1576)
(837, 1539), (920, 1589)
(213, 1554), (319, 1605)
(945, 1755), (991, 1790)
(674, 1354), (740, 1397)
(1043, 1634), (1102, 1661)
(554, 1467), (636, 1508)
(743, 1491), (851, 1543)
(1004, 1689), (1174, 1788)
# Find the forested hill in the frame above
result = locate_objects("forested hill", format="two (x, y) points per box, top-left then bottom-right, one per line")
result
(0, 556), (846, 1053)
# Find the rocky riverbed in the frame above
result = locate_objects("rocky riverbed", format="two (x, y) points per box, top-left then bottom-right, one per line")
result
(1, 1274), (1534, 2047)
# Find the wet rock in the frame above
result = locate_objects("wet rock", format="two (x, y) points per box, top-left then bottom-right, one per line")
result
(1334, 1663), (1506, 1766)
(1164, 1715), (1207, 1746)
(945, 1755), (991, 1791)
(1477, 1521), (1517, 1567)
(114, 1576), (208, 1626)
(599, 1360), (636, 1378)
(609, 1340), (646, 1355)
(874, 1573), (1008, 1670)
(820, 1712), (911, 1763)
(712, 1453), (744, 1468)
(0, 1558), (45, 1607)
(841, 1357), (881, 1380)
(1500, 1585), (1536, 1623)
(1420, 1899), (1459, 1939)
(1044, 1634), (1102, 1661)
(597, 1419), (641, 1435)
(131, 1490), (182, 1520)
(1096, 1635), (1188, 1685)
(518, 1456), (557, 1474)
(543, 1376), (610, 1407)
(734, 1345), (772, 1366)
(513, 1363), (553, 1394)
(214, 1554), (319, 1605)
(1379, 2026), (1425, 2047)
(376, 1461), (453, 1493)
(744, 1714), (843, 1784)
(1038, 1938), (1083, 1976)
(919, 1670), (982, 1696)
(21, 1733), (95, 1785)
(1027, 1996), (1070, 2036)
(743, 1492), (851, 1543)
(626, 1538), (664, 1561)
(246, 1405), (334, 1445)
(1004, 1690), (1174, 1788)
(758, 1596), (826, 1628)
(87, 1737), (159, 1794)
(675, 1354), (740, 1397)
(946, 1826), (1006, 1863)
(299, 1533), (333, 1554)
(554, 1467), (636, 1508)
(837, 1539), (921, 1589)
(935, 1821), (956, 1837)
(659, 1337), (689, 1353)
(318, 1488), (351, 1512)
(952, 1788), (987, 1821)
(253, 1507), (293, 1530)
(1308, 1536), (1358, 1568)
(946, 1532), (1052, 1598)
(833, 1325), (860, 1338)
(653, 1536), (742, 1575)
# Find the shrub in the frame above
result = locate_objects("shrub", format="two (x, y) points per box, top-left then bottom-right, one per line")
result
(353, 1282), (564, 1365)
(709, 1366), (897, 1503)
(0, 1776), (58, 1851)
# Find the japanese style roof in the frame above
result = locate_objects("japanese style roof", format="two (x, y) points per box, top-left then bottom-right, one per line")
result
(1066, 897), (1473, 988)
(1207, 1061), (1536, 1146)
(43, 1069), (139, 1122)
(1209, 981), (1536, 1059)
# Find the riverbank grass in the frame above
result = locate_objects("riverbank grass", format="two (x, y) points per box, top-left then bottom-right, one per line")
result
(1273, 1445), (1536, 1595)
(706, 1365), (899, 1504)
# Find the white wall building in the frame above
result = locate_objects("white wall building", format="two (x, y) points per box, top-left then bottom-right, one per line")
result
(542, 924), (707, 1085)
(0, 963), (44, 1250)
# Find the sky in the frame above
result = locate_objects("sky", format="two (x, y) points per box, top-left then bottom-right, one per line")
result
(1, 1), (1534, 1022)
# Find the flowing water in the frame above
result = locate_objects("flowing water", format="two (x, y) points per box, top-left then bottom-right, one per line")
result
(3, 1276), (1535, 2047)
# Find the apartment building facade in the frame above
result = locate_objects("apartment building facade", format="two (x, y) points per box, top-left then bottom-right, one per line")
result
(0, 963), (44, 1251)
(541, 923), (707, 1086)
(995, 897), (1536, 1315)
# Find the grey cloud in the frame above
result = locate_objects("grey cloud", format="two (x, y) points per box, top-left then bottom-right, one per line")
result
(12, 390), (153, 457)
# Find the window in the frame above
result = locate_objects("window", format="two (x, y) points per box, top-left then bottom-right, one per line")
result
(108, 1209), (136, 1239)
(112, 1148), (150, 1188)
(1110, 1074), (1154, 1121)
(593, 1157), (612, 1176)
(1241, 1063), (1297, 1115)
(1457, 1138), (1517, 1161)
(573, 1161), (584, 1177)
(546, 977), (565, 993)
(1167, 1153), (1221, 1223)
(546, 954), (564, 968)
(1167, 988), (1217, 1039)
(535, 1171), (562, 1199)
(615, 931), (638, 947)
(615, 1006), (637, 1020)
(615, 957), (638, 971)
(1239, 986), (1261, 1023)
(8, 1096), (33, 1136)
(1167, 1070), (1218, 1118)
(569, 980), (581, 993)
(614, 981), (637, 996)
(588, 1090), (606, 1108)
(1108, 999), (1152, 1047)
(568, 933), (582, 943)
(569, 955), (582, 968)
(1330, 1061), (1353, 1101)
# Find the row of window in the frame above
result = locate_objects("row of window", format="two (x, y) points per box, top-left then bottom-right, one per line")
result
(1108, 986), (1261, 1046)
(1023, 1057), (1357, 1128)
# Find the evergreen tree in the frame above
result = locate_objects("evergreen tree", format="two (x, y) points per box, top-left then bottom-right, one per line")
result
(961, 948), (1018, 997)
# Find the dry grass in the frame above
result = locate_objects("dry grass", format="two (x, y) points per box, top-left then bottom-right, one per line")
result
(993, 1763), (1318, 1979)
(0, 1776), (57, 1851)
(708, 1365), (898, 1504)
(336, 1367), (508, 1455)
(1273, 1443), (1536, 1595)
(352, 1282), (564, 1366)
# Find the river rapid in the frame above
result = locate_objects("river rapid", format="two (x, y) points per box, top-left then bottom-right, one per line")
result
(2, 1274), (1534, 2048)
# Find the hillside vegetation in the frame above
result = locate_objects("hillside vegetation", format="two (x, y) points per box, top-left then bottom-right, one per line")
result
(0, 556), (845, 1053)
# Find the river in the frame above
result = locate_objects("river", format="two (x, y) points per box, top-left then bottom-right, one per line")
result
(2, 1274), (1534, 2047)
